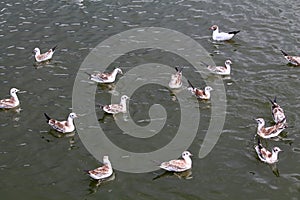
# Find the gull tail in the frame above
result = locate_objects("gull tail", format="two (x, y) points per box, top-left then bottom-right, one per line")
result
(85, 72), (92, 77)
(280, 49), (288, 56)
(44, 113), (51, 123)
(96, 104), (105, 109)
(51, 45), (58, 52)
(257, 137), (263, 150)
(187, 80), (194, 89)
(267, 96), (277, 106)
(175, 66), (183, 73)
(199, 60), (209, 67)
(228, 30), (240, 35)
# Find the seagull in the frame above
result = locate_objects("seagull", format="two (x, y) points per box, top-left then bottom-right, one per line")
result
(100, 95), (129, 115)
(86, 67), (123, 83)
(209, 25), (240, 41)
(86, 156), (113, 180)
(168, 67), (183, 89)
(187, 80), (213, 100)
(205, 60), (232, 75)
(33, 45), (57, 62)
(44, 112), (77, 133)
(280, 49), (300, 66)
(160, 151), (193, 172)
(267, 97), (286, 124)
(255, 138), (282, 164)
(255, 118), (286, 139)
(0, 88), (20, 109)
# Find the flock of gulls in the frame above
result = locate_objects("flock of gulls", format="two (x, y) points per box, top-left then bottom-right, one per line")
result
(1, 24), (298, 183)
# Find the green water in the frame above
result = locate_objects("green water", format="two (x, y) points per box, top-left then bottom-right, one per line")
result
(0, 0), (300, 199)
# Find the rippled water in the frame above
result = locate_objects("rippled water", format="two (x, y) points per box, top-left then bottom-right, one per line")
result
(1, 0), (300, 199)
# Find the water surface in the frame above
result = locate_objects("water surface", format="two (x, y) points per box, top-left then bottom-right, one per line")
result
(0, 0), (300, 199)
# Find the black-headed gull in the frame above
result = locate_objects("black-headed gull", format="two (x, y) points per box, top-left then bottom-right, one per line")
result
(33, 45), (57, 62)
(168, 67), (183, 89)
(86, 156), (113, 180)
(187, 80), (213, 100)
(267, 97), (286, 124)
(160, 151), (193, 172)
(206, 60), (232, 75)
(100, 95), (129, 115)
(0, 88), (20, 109)
(86, 67), (123, 83)
(280, 49), (300, 66)
(44, 112), (77, 133)
(255, 118), (286, 139)
(255, 138), (282, 164)
(210, 25), (240, 41)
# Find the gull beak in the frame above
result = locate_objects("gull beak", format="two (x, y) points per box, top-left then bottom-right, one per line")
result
(128, 98), (137, 103)
(18, 90), (26, 94)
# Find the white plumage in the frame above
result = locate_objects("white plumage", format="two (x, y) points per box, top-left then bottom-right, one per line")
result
(210, 25), (240, 41)
(0, 88), (20, 109)
(33, 46), (57, 62)
(160, 151), (193, 172)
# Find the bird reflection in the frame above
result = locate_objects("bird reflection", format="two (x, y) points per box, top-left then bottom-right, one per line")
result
(48, 129), (76, 138)
(87, 173), (115, 194)
(153, 169), (193, 180)
(270, 164), (280, 177)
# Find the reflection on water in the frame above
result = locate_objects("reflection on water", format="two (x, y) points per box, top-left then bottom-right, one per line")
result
(153, 169), (193, 180)
(87, 173), (116, 194)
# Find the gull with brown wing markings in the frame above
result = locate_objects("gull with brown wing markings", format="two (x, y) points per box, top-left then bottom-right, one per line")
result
(0, 88), (20, 109)
(168, 67), (183, 89)
(33, 45), (57, 62)
(160, 151), (193, 172)
(100, 95), (129, 115)
(86, 67), (123, 83)
(187, 80), (213, 100)
(44, 112), (77, 133)
(255, 138), (282, 164)
(86, 156), (113, 180)
(206, 60), (232, 75)
(255, 118), (286, 139)
(280, 49), (300, 66)
(267, 97), (286, 124)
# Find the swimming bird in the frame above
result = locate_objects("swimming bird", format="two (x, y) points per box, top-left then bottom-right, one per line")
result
(44, 112), (77, 133)
(255, 118), (286, 139)
(210, 25), (240, 41)
(280, 49), (300, 66)
(0, 88), (20, 109)
(33, 45), (57, 62)
(168, 67), (183, 89)
(206, 59), (232, 75)
(86, 67), (123, 83)
(160, 151), (193, 172)
(267, 97), (286, 124)
(86, 156), (113, 180)
(255, 138), (282, 164)
(187, 80), (213, 100)
(100, 95), (129, 114)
